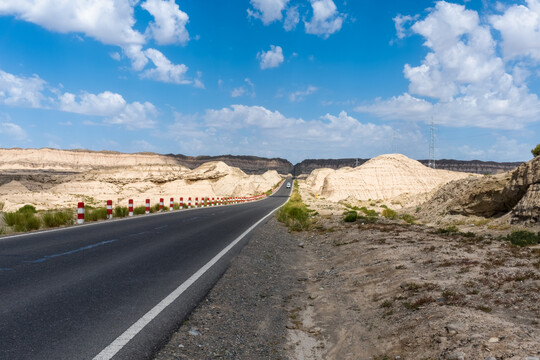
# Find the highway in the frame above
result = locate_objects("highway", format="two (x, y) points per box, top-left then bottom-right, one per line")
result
(0, 179), (291, 360)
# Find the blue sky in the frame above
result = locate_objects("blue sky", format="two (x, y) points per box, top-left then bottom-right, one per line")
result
(1, 0), (540, 163)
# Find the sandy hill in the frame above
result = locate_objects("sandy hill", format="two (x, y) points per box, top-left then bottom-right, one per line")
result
(417, 155), (540, 224)
(308, 154), (470, 203)
(0, 152), (282, 212)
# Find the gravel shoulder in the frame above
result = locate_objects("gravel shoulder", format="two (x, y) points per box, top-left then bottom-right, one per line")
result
(153, 217), (308, 360)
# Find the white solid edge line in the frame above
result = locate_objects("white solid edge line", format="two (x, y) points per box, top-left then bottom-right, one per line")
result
(92, 200), (287, 360)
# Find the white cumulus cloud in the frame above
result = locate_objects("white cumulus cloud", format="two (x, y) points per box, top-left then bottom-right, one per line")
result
(304, 0), (345, 38)
(107, 101), (157, 129)
(0, 0), (145, 46)
(257, 45), (284, 69)
(141, 0), (190, 45)
(0, 70), (46, 108)
(0, 120), (27, 141)
(59, 91), (127, 116)
(490, 0), (540, 62)
(141, 48), (190, 84)
(356, 1), (540, 130)
(248, 0), (289, 24)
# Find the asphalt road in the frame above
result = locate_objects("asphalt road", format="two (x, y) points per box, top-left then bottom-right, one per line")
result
(0, 179), (291, 360)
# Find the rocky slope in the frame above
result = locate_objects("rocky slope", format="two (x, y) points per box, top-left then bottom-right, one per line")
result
(417, 155), (540, 223)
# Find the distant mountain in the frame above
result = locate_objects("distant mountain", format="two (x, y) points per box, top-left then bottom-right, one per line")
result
(293, 158), (523, 175)
(168, 154), (294, 175)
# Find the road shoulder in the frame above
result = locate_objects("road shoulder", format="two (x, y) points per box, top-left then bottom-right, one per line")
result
(154, 216), (306, 359)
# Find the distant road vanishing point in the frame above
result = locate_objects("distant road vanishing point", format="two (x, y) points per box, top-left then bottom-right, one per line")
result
(0, 178), (291, 360)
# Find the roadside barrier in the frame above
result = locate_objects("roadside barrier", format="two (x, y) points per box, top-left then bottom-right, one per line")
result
(77, 202), (84, 224)
(107, 200), (113, 219)
(74, 184), (282, 223)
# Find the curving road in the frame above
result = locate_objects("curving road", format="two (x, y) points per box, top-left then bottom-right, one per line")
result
(0, 178), (291, 360)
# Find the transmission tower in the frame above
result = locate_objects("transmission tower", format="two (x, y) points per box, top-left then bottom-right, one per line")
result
(428, 119), (436, 169)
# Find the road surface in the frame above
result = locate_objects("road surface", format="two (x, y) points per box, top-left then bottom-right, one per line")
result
(0, 179), (291, 359)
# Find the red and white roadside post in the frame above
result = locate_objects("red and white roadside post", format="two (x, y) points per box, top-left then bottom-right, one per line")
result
(107, 200), (113, 219)
(159, 198), (164, 211)
(128, 199), (134, 216)
(188, 197), (192, 208)
(145, 199), (150, 214)
(195, 197), (198, 207)
(180, 197), (183, 209)
(77, 202), (85, 224)
(170, 198), (174, 211)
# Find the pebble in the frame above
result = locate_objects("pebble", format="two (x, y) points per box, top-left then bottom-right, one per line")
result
(188, 328), (201, 336)
(446, 351), (465, 360)
(488, 337), (499, 343)
(298, 242), (305, 248)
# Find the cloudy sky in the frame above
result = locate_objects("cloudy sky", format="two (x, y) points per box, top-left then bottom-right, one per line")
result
(1, 0), (539, 163)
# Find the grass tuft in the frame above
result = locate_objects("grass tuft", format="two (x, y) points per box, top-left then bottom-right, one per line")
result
(42, 210), (74, 228)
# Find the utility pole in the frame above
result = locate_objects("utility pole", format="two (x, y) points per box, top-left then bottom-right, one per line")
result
(428, 119), (436, 169)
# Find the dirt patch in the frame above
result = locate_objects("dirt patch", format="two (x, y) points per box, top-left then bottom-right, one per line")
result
(288, 215), (540, 359)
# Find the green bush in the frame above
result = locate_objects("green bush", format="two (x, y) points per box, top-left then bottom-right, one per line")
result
(133, 206), (147, 215)
(17, 204), (37, 214)
(114, 206), (129, 218)
(503, 231), (540, 247)
(86, 207), (108, 221)
(16, 214), (41, 232)
(42, 210), (74, 228)
(532, 144), (540, 157)
(3, 211), (41, 232)
(436, 225), (459, 234)
(401, 213), (416, 224)
(381, 208), (397, 219)
(359, 207), (378, 217)
(277, 187), (311, 231)
(344, 211), (358, 222)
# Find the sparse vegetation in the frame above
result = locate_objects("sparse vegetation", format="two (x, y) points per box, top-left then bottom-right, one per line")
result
(531, 143), (540, 157)
(114, 206), (129, 218)
(343, 211), (358, 222)
(3, 205), (42, 232)
(41, 210), (74, 228)
(401, 213), (416, 224)
(133, 206), (147, 215)
(502, 230), (540, 247)
(86, 207), (108, 221)
(436, 225), (459, 234)
(381, 208), (397, 219)
(277, 184), (311, 231)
